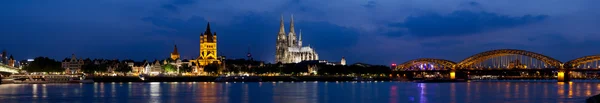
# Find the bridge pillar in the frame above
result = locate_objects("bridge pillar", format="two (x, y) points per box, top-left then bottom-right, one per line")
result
(558, 69), (570, 82)
(450, 70), (456, 80)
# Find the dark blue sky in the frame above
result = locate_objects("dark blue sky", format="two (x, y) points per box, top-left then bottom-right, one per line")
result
(2, 0), (600, 65)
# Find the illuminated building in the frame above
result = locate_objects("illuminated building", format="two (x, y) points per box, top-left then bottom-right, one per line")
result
(189, 23), (222, 73)
(61, 54), (84, 74)
(340, 57), (346, 66)
(147, 60), (162, 75)
(8, 55), (15, 67)
(170, 45), (180, 60)
(1, 50), (6, 64)
(275, 15), (319, 63)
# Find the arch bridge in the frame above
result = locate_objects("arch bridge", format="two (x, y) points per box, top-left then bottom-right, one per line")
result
(395, 49), (564, 70)
(456, 49), (562, 70)
(393, 49), (600, 82)
(396, 58), (456, 71)
(565, 55), (600, 70)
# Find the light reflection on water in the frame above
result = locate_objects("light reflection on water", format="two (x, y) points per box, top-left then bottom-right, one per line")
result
(0, 82), (599, 103)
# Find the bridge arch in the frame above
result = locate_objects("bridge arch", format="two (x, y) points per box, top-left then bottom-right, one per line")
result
(565, 55), (600, 69)
(457, 49), (563, 69)
(397, 58), (456, 71)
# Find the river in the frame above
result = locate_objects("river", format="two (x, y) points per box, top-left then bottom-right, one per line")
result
(0, 81), (598, 103)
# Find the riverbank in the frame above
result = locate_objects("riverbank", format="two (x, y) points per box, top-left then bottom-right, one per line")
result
(89, 76), (393, 82)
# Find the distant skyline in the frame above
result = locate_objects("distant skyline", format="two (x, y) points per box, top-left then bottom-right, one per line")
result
(2, 0), (600, 65)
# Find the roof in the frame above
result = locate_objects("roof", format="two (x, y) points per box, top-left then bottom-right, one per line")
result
(62, 58), (71, 62)
(172, 45), (179, 55)
(201, 22), (216, 43)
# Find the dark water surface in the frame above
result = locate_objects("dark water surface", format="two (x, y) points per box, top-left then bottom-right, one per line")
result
(0, 81), (599, 103)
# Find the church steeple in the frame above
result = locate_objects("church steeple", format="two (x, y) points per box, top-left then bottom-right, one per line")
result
(173, 45), (179, 54)
(287, 14), (297, 47)
(289, 14), (295, 34)
(171, 44), (180, 60)
(298, 29), (302, 47)
(279, 15), (285, 35)
(203, 22), (215, 43)
(205, 22), (212, 35)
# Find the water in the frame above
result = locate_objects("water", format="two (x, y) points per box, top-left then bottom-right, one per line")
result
(0, 81), (599, 103)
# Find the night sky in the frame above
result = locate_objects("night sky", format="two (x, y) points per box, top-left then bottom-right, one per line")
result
(2, 0), (599, 65)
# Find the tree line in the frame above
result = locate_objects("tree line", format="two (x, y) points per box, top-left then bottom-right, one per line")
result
(22, 57), (392, 75)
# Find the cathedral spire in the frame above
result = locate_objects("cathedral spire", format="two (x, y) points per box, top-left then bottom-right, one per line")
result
(279, 15), (285, 34)
(298, 29), (302, 47)
(289, 14), (295, 33)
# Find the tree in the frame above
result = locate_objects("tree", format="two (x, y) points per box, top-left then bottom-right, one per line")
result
(114, 63), (132, 73)
(23, 57), (63, 72)
(180, 64), (193, 73)
(81, 63), (98, 74)
(204, 63), (219, 73)
(162, 64), (176, 73)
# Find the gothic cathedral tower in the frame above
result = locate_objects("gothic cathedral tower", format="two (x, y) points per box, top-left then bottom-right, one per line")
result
(275, 15), (288, 63)
(287, 15), (297, 47)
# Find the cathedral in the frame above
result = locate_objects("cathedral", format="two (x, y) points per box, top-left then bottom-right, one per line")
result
(276, 15), (319, 64)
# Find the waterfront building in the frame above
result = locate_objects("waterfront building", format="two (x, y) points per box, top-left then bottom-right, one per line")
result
(61, 54), (84, 74)
(8, 55), (15, 67)
(340, 57), (346, 66)
(1, 50), (7, 64)
(189, 23), (222, 73)
(147, 60), (162, 75)
(275, 15), (319, 64)
(130, 61), (148, 74)
(20, 59), (33, 68)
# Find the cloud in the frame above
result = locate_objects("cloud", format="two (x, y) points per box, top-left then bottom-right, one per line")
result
(141, 16), (207, 37)
(420, 40), (464, 47)
(160, 0), (197, 13)
(363, 1), (377, 8)
(387, 10), (548, 37)
(161, 4), (178, 13)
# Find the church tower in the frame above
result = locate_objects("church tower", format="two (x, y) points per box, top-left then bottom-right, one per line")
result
(287, 14), (297, 47)
(275, 15), (288, 63)
(170, 45), (180, 60)
(190, 22), (222, 73)
(8, 55), (14, 67)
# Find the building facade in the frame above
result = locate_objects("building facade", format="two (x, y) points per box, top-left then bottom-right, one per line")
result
(275, 15), (319, 64)
(62, 54), (84, 74)
(189, 23), (222, 73)
(1, 50), (7, 64)
(8, 55), (15, 67)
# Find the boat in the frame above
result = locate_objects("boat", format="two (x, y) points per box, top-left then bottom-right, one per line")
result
(68, 74), (94, 83)
(68, 79), (94, 83)
(215, 76), (262, 82)
(138, 74), (146, 81)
